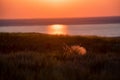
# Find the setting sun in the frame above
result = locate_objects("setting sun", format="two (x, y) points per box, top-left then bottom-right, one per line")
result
(47, 24), (68, 35)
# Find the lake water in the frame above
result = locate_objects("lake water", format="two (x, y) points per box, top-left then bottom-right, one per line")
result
(0, 23), (120, 37)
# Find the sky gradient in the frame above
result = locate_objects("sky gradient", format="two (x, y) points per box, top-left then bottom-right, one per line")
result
(0, 0), (120, 19)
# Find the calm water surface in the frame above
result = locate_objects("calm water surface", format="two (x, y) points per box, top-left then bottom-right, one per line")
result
(0, 24), (120, 37)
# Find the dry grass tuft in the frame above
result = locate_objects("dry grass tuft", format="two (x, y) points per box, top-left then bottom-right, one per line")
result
(63, 44), (87, 55)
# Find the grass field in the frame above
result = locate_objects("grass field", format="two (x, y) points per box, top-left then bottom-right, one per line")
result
(0, 33), (120, 80)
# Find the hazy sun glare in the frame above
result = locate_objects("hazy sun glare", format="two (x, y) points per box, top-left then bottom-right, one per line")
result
(48, 24), (68, 35)
(42, 0), (68, 3)
(39, 0), (74, 7)
(0, 0), (120, 19)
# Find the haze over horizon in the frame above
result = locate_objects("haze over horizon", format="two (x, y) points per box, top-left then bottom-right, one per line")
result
(0, 0), (120, 19)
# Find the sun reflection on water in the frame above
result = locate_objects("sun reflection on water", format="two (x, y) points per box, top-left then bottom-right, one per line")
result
(47, 24), (68, 35)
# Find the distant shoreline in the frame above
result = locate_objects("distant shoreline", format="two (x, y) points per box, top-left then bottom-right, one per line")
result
(0, 16), (120, 26)
(0, 32), (119, 38)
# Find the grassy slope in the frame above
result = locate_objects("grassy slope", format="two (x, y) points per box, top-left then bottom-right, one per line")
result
(0, 33), (120, 80)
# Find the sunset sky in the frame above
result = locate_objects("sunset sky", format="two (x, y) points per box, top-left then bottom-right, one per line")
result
(0, 0), (120, 19)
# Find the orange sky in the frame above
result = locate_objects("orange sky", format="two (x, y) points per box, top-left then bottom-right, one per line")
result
(0, 0), (120, 19)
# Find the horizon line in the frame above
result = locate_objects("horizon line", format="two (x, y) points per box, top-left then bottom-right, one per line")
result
(0, 16), (120, 20)
(0, 16), (120, 26)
